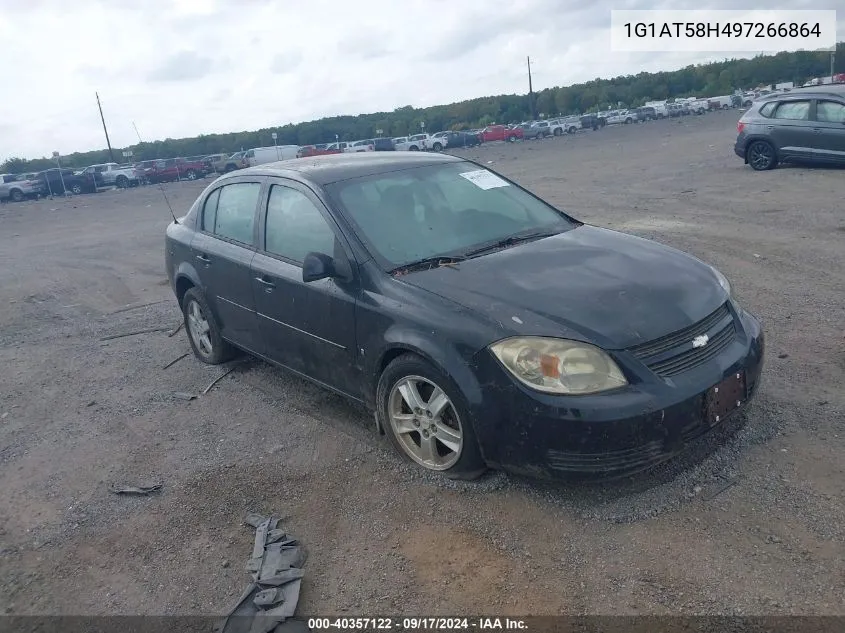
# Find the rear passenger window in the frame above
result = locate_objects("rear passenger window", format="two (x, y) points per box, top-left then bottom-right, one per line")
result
(816, 100), (845, 123)
(213, 183), (260, 245)
(758, 102), (776, 117)
(773, 101), (810, 120)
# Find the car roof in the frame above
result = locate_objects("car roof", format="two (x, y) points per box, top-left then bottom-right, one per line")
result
(758, 84), (845, 100)
(228, 151), (465, 185)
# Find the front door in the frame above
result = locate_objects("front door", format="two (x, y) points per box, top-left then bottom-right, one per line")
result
(250, 179), (360, 397)
(190, 178), (264, 353)
(812, 99), (845, 164)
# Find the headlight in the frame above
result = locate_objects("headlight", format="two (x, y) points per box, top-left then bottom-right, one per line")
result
(710, 265), (731, 296)
(489, 337), (628, 395)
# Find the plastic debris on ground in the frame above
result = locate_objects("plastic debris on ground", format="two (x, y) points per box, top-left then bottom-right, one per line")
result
(218, 514), (311, 633)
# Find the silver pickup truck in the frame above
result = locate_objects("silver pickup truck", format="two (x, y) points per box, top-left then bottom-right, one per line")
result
(77, 163), (140, 188)
(0, 173), (43, 202)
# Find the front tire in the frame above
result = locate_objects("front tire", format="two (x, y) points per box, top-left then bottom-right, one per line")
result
(185, 169), (198, 180)
(10, 189), (24, 202)
(116, 175), (129, 188)
(746, 140), (778, 171)
(70, 183), (83, 195)
(508, 134), (516, 142)
(182, 288), (236, 365)
(553, 128), (561, 136)
(409, 145), (419, 151)
(432, 142), (443, 151)
(377, 354), (485, 479)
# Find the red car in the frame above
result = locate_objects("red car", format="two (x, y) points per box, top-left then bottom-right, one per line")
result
(297, 145), (342, 158)
(480, 125), (524, 143)
(142, 158), (206, 184)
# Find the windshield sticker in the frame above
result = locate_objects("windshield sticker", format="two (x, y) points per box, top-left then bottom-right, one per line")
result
(458, 170), (510, 190)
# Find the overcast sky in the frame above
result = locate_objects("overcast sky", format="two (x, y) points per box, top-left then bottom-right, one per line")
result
(0, 0), (840, 161)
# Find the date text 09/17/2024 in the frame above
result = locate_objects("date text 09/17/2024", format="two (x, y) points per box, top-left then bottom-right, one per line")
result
(307, 617), (528, 630)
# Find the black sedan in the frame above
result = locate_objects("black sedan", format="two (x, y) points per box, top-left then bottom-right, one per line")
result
(165, 153), (764, 480)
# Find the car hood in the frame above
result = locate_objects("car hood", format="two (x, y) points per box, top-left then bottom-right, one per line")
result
(399, 225), (727, 350)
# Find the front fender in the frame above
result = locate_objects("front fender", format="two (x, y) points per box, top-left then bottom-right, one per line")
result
(368, 326), (485, 418)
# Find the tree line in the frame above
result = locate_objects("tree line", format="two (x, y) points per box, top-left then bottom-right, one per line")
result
(2, 44), (840, 174)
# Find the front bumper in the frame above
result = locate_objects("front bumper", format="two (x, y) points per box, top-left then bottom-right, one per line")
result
(468, 304), (764, 478)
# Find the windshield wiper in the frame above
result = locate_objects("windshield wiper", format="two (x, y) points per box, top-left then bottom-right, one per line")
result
(391, 255), (466, 275)
(460, 228), (560, 259)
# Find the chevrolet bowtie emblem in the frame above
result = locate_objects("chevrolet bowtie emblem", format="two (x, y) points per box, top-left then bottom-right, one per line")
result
(692, 334), (709, 348)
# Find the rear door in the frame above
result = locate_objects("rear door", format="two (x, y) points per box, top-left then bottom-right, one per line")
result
(250, 179), (360, 396)
(190, 177), (264, 353)
(811, 99), (845, 163)
(767, 100), (815, 160)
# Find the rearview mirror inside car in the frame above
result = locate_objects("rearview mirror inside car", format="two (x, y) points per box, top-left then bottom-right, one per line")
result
(302, 252), (336, 283)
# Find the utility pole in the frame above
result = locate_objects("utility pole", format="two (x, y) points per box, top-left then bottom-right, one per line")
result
(831, 50), (835, 81)
(96, 92), (116, 163)
(527, 56), (536, 120)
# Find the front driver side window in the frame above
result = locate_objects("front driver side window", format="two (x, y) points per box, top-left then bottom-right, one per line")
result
(816, 100), (845, 123)
(265, 185), (336, 264)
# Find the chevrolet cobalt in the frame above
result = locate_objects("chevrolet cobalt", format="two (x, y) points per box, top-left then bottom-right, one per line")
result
(165, 153), (764, 479)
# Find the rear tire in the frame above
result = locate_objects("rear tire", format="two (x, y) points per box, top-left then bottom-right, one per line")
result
(377, 353), (486, 480)
(116, 175), (129, 188)
(409, 145), (419, 151)
(185, 170), (198, 180)
(70, 183), (83, 195)
(508, 134), (516, 142)
(746, 140), (778, 171)
(432, 142), (443, 151)
(553, 128), (561, 136)
(182, 288), (236, 365)
(10, 189), (24, 202)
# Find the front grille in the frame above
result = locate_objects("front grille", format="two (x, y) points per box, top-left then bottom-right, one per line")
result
(628, 303), (737, 378)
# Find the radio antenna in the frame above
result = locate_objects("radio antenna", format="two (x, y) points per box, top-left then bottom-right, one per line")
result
(132, 121), (179, 224)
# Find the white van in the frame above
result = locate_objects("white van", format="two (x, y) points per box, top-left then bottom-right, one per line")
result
(245, 146), (300, 166)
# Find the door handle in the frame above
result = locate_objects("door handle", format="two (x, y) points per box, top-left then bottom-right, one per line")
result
(812, 128), (822, 133)
(195, 254), (210, 263)
(765, 125), (774, 130)
(255, 276), (276, 289)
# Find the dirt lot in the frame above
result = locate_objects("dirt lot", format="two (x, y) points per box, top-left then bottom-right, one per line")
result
(1, 109), (843, 617)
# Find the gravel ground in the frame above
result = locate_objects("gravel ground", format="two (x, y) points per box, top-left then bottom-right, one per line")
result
(1, 109), (843, 617)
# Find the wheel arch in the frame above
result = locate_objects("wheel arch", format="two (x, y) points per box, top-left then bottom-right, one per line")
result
(370, 336), (484, 433)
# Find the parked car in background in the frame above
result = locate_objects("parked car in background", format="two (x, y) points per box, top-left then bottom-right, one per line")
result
(78, 163), (140, 188)
(372, 138), (396, 151)
(579, 114), (607, 130)
(297, 145), (342, 158)
(480, 125), (523, 142)
(708, 95), (734, 110)
(0, 173), (43, 202)
(523, 121), (552, 139)
(246, 146), (300, 166)
(548, 117), (581, 135)
(442, 131), (481, 148)
(631, 107), (655, 122)
(325, 142), (354, 152)
(734, 84), (845, 170)
(165, 152), (763, 480)
(34, 168), (99, 195)
(345, 140), (375, 153)
(688, 100), (709, 115)
(143, 157), (207, 183)
(213, 152), (249, 173)
(604, 110), (635, 125)
(395, 135), (431, 151)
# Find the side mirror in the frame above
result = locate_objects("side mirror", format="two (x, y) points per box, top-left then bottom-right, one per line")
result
(302, 252), (336, 283)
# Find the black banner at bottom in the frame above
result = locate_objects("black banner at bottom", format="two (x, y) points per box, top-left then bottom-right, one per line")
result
(1, 616), (845, 633)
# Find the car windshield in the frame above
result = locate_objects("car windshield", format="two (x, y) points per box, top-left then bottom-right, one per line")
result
(326, 162), (578, 269)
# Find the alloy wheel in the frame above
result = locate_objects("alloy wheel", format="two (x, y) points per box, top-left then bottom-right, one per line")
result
(187, 299), (213, 356)
(388, 375), (463, 471)
(748, 142), (775, 170)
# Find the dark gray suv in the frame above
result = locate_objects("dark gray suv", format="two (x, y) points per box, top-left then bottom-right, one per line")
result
(734, 84), (845, 170)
